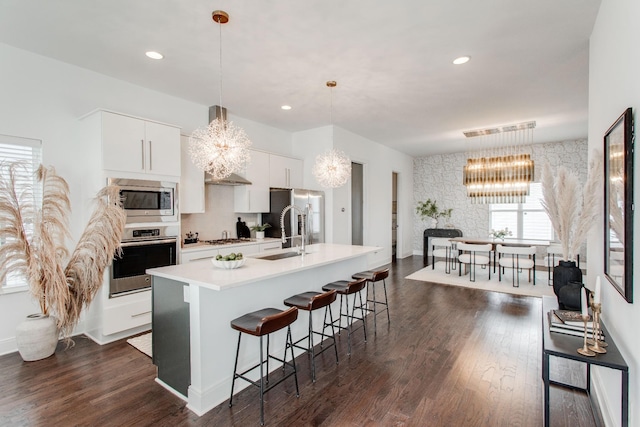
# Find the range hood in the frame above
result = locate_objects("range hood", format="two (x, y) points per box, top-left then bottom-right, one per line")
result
(205, 172), (251, 186)
(203, 105), (252, 186)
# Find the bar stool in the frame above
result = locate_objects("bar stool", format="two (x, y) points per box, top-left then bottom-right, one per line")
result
(283, 289), (338, 382)
(321, 278), (367, 355)
(229, 306), (299, 426)
(351, 268), (390, 334)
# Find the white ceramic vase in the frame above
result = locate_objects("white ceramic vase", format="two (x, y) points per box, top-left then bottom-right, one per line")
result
(256, 231), (265, 240)
(15, 313), (58, 361)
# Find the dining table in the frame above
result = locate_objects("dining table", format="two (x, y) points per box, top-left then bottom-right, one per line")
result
(449, 237), (550, 272)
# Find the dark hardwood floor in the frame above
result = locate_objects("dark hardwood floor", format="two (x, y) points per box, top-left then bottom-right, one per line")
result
(0, 256), (599, 426)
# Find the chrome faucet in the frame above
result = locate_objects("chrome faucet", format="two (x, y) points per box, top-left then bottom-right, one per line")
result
(280, 204), (311, 254)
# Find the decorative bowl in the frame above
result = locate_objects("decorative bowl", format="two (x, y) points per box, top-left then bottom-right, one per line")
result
(211, 258), (246, 270)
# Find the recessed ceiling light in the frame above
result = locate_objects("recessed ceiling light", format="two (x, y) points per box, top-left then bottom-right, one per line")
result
(281, 105), (292, 110)
(145, 51), (164, 60)
(453, 56), (470, 65)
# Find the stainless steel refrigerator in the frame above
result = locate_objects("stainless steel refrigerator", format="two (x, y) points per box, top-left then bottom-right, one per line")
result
(263, 188), (325, 248)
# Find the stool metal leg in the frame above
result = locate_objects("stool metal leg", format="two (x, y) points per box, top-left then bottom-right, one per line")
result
(308, 310), (316, 381)
(259, 335), (265, 426)
(286, 326), (300, 397)
(229, 331), (242, 407)
(382, 279), (390, 323)
(369, 281), (377, 334)
(356, 289), (367, 343)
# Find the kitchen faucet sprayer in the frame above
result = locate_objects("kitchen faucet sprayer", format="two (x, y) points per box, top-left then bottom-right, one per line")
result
(280, 204), (311, 253)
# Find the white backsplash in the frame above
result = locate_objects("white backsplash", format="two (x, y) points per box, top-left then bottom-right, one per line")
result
(181, 185), (259, 241)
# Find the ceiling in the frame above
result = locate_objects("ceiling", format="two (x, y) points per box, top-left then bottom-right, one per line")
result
(0, 0), (601, 157)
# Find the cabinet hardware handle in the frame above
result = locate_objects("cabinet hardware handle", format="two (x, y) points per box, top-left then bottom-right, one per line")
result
(148, 140), (152, 170)
(141, 139), (145, 170)
(120, 238), (178, 248)
(131, 311), (151, 318)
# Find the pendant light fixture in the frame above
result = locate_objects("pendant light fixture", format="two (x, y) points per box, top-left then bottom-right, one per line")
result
(189, 10), (251, 180)
(313, 81), (351, 188)
(463, 121), (535, 204)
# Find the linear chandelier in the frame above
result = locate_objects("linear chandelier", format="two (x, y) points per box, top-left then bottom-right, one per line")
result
(189, 10), (251, 180)
(463, 121), (535, 204)
(313, 81), (351, 188)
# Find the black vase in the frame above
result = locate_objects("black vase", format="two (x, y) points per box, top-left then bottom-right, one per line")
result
(553, 260), (582, 302)
(558, 281), (583, 311)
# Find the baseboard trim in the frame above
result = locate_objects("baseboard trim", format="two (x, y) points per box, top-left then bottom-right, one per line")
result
(590, 368), (613, 427)
(0, 336), (17, 357)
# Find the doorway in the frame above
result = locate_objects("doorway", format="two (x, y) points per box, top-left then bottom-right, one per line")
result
(351, 162), (363, 245)
(392, 172), (398, 260)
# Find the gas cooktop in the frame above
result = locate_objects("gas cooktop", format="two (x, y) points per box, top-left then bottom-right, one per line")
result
(202, 238), (256, 245)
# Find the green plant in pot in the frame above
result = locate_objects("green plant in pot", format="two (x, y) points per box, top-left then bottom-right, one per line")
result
(416, 199), (452, 228)
(0, 162), (126, 361)
(250, 223), (271, 239)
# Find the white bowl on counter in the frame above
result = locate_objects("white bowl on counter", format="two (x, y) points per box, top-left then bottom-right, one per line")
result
(211, 258), (246, 269)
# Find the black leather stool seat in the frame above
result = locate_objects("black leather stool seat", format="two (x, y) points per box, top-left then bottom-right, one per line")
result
(229, 306), (299, 425)
(321, 278), (367, 355)
(322, 278), (366, 295)
(283, 290), (338, 381)
(352, 268), (390, 334)
(230, 307), (298, 336)
(284, 290), (336, 311)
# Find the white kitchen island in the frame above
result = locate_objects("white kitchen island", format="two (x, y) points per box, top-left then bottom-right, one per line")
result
(147, 243), (381, 416)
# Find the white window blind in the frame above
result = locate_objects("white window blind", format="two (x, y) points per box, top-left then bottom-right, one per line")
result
(0, 134), (42, 291)
(489, 183), (554, 240)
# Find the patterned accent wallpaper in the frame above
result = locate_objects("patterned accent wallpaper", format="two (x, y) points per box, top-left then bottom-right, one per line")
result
(412, 139), (589, 255)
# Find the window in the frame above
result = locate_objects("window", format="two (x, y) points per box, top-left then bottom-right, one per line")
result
(489, 183), (554, 240)
(0, 134), (42, 292)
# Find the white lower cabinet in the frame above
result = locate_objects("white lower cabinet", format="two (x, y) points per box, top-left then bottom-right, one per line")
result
(181, 248), (220, 263)
(102, 290), (151, 336)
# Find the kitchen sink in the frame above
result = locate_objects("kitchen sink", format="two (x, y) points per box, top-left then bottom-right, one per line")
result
(255, 251), (302, 261)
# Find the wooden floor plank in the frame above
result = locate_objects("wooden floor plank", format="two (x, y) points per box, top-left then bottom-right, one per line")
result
(0, 255), (598, 426)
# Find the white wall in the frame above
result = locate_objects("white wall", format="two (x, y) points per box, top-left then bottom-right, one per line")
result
(294, 125), (415, 266)
(588, 0), (640, 425)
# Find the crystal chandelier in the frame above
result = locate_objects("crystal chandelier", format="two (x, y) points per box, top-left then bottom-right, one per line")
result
(313, 81), (351, 188)
(463, 121), (535, 204)
(189, 10), (251, 180)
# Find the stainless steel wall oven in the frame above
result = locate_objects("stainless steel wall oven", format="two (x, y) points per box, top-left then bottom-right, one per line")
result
(110, 226), (177, 297)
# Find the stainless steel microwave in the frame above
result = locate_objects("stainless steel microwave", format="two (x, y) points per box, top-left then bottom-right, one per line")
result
(108, 178), (178, 223)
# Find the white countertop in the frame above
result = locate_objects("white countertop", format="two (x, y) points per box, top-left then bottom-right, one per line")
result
(148, 243), (381, 291)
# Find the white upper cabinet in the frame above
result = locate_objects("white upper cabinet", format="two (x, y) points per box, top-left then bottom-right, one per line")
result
(234, 150), (270, 213)
(102, 111), (180, 178)
(269, 154), (303, 188)
(180, 134), (205, 214)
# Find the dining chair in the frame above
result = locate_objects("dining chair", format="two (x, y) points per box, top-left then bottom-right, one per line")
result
(496, 244), (536, 287)
(431, 238), (455, 273)
(457, 242), (492, 282)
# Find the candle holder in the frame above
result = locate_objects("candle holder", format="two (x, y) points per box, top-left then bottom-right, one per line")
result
(577, 314), (596, 357)
(588, 302), (607, 353)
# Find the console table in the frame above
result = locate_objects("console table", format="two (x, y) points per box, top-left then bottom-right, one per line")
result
(542, 296), (628, 426)
(423, 228), (462, 265)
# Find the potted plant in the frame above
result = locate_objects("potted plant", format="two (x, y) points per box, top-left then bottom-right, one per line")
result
(416, 199), (452, 228)
(250, 223), (271, 239)
(541, 156), (601, 298)
(0, 163), (126, 361)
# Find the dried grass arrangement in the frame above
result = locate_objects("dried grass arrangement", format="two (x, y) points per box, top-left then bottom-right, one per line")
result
(540, 154), (602, 262)
(0, 162), (126, 339)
